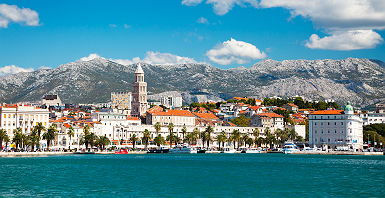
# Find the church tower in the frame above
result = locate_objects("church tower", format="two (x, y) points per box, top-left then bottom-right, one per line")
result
(131, 63), (148, 117)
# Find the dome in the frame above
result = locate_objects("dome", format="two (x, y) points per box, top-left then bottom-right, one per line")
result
(344, 101), (354, 112)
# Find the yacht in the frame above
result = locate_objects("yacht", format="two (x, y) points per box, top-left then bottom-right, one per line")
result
(241, 148), (261, 153)
(169, 143), (197, 154)
(282, 142), (300, 154)
(221, 147), (236, 153)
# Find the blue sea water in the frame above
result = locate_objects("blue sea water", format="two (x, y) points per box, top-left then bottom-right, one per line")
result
(0, 154), (384, 197)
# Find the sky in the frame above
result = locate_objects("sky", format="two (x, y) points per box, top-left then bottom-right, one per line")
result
(0, 0), (385, 75)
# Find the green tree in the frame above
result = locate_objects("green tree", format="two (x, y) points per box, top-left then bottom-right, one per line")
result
(182, 125), (187, 144)
(166, 132), (177, 148)
(28, 132), (40, 151)
(33, 122), (46, 149)
(167, 123), (175, 148)
(142, 129), (151, 149)
(130, 134), (139, 149)
(0, 129), (7, 150)
(216, 131), (227, 150)
(12, 128), (23, 151)
(154, 122), (161, 135)
(288, 129), (297, 141)
(241, 134), (249, 147)
(154, 134), (165, 148)
(231, 115), (250, 127)
(67, 126), (75, 150)
(3, 134), (10, 151)
(43, 125), (57, 150)
(230, 130), (241, 149)
(246, 137), (254, 148)
(97, 136), (110, 150)
(204, 126), (214, 148)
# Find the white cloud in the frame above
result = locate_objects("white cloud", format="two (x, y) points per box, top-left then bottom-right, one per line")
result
(259, 0), (385, 50)
(109, 24), (117, 28)
(182, 0), (203, 6)
(259, 0), (385, 30)
(206, 38), (266, 65)
(124, 24), (131, 29)
(141, 51), (197, 65)
(182, 0), (258, 15)
(306, 30), (383, 50)
(79, 53), (104, 62)
(197, 17), (209, 24)
(0, 65), (34, 76)
(0, 4), (39, 28)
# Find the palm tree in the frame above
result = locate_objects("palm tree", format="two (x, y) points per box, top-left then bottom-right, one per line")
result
(288, 129), (297, 141)
(241, 134), (249, 147)
(43, 125), (57, 150)
(0, 129), (7, 150)
(67, 126), (75, 150)
(12, 128), (23, 151)
(204, 126), (214, 148)
(167, 123), (175, 148)
(253, 128), (260, 146)
(33, 122), (46, 150)
(166, 132), (176, 148)
(230, 130), (241, 149)
(154, 122), (161, 135)
(21, 133), (28, 150)
(28, 132), (40, 151)
(246, 137), (254, 148)
(97, 136), (110, 150)
(83, 125), (91, 136)
(154, 134), (165, 148)
(3, 135), (10, 152)
(182, 125), (187, 143)
(192, 127), (200, 145)
(142, 129), (151, 150)
(255, 137), (264, 147)
(130, 134), (139, 149)
(216, 131), (227, 150)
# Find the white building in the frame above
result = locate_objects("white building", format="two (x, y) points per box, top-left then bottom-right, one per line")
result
(359, 113), (385, 125)
(146, 109), (196, 127)
(160, 95), (183, 109)
(249, 112), (284, 130)
(42, 95), (63, 107)
(309, 102), (363, 151)
(0, 104), (50, 138)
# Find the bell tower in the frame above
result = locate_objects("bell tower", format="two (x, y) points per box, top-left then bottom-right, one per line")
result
(131, 63), (148, 117)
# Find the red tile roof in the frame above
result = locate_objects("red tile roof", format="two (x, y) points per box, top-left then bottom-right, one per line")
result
(258, 112), (284, 118)
(193, 112), (219, 120)
(311, 110), (344, 115)
(151, 110), (195, 117)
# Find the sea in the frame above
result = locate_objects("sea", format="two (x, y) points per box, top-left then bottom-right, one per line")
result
(0, 154), (384, 197)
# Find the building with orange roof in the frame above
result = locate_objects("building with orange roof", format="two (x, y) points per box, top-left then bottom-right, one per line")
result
(309, 102), (363, 151)
(146, 109), (196, 126)
(250, 112), (284, 130)
(283, 103), (299, 112)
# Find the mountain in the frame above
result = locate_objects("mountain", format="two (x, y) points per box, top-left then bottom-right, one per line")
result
(0, 57), (384, 108)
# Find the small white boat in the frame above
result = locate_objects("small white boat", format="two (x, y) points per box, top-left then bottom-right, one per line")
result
(221, 147), (236, 153)
(282, 142), (300, 154)
(241, 148), (261, 153)
(169, 143), (197, 154)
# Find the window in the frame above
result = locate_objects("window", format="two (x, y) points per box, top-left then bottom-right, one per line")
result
(341, 122), (344, 125)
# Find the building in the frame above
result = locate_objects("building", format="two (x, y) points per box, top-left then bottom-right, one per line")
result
(111, 92), (132, 110)
(249, 112), (284, 130)
(309, 102), (363, 151)
(146, 108), (196, 126)
(131, 63), (148, 117)
(160, 95), (183, 109)
(359, 113), (385, 125)
(283, 103), (299, 112)
(0, 104), (50, 138)
(42, 95), (63, 107)
(376, 101), (385, 113)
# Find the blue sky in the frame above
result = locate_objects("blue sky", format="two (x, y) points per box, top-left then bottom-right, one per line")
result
(0, 0), (385, 72)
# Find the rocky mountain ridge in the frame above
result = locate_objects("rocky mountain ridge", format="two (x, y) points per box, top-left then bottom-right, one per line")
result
(0, 57), (384, 108)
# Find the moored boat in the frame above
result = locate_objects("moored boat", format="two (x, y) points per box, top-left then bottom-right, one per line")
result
(241, 148), (261, 153)
(169, 143), (197, 154)
(282, 142), (300, 154)
(221, 147), (236, 153)
(115, 149), (129, 154)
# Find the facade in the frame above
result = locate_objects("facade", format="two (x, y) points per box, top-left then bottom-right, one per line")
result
(309, 102), (363, 151)
(283, 103), (299, 112)
(359, 113), (385, 125)
(146, 109), (196, 126)
(42, 95), (63, 107)
(249, 112), (284, 130)
(111, 92), (132, 110)
(131, 63), (148, 117)
(160, 95), (183, 109)
(0, 104), (49, 138)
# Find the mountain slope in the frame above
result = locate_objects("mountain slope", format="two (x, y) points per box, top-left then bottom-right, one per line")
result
(0, 57), (384, 107)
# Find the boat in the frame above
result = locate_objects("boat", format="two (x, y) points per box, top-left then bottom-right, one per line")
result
(169, 143), (197, 154)
(241, 148), (261, 153)
(282, 142), (300, 154)
(221, 147), (236, 153)
(197, 149), (206, 153)
(147, 147), (169, 153)
(74, 151), (95, 154)
(115, 149), (129, 154)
